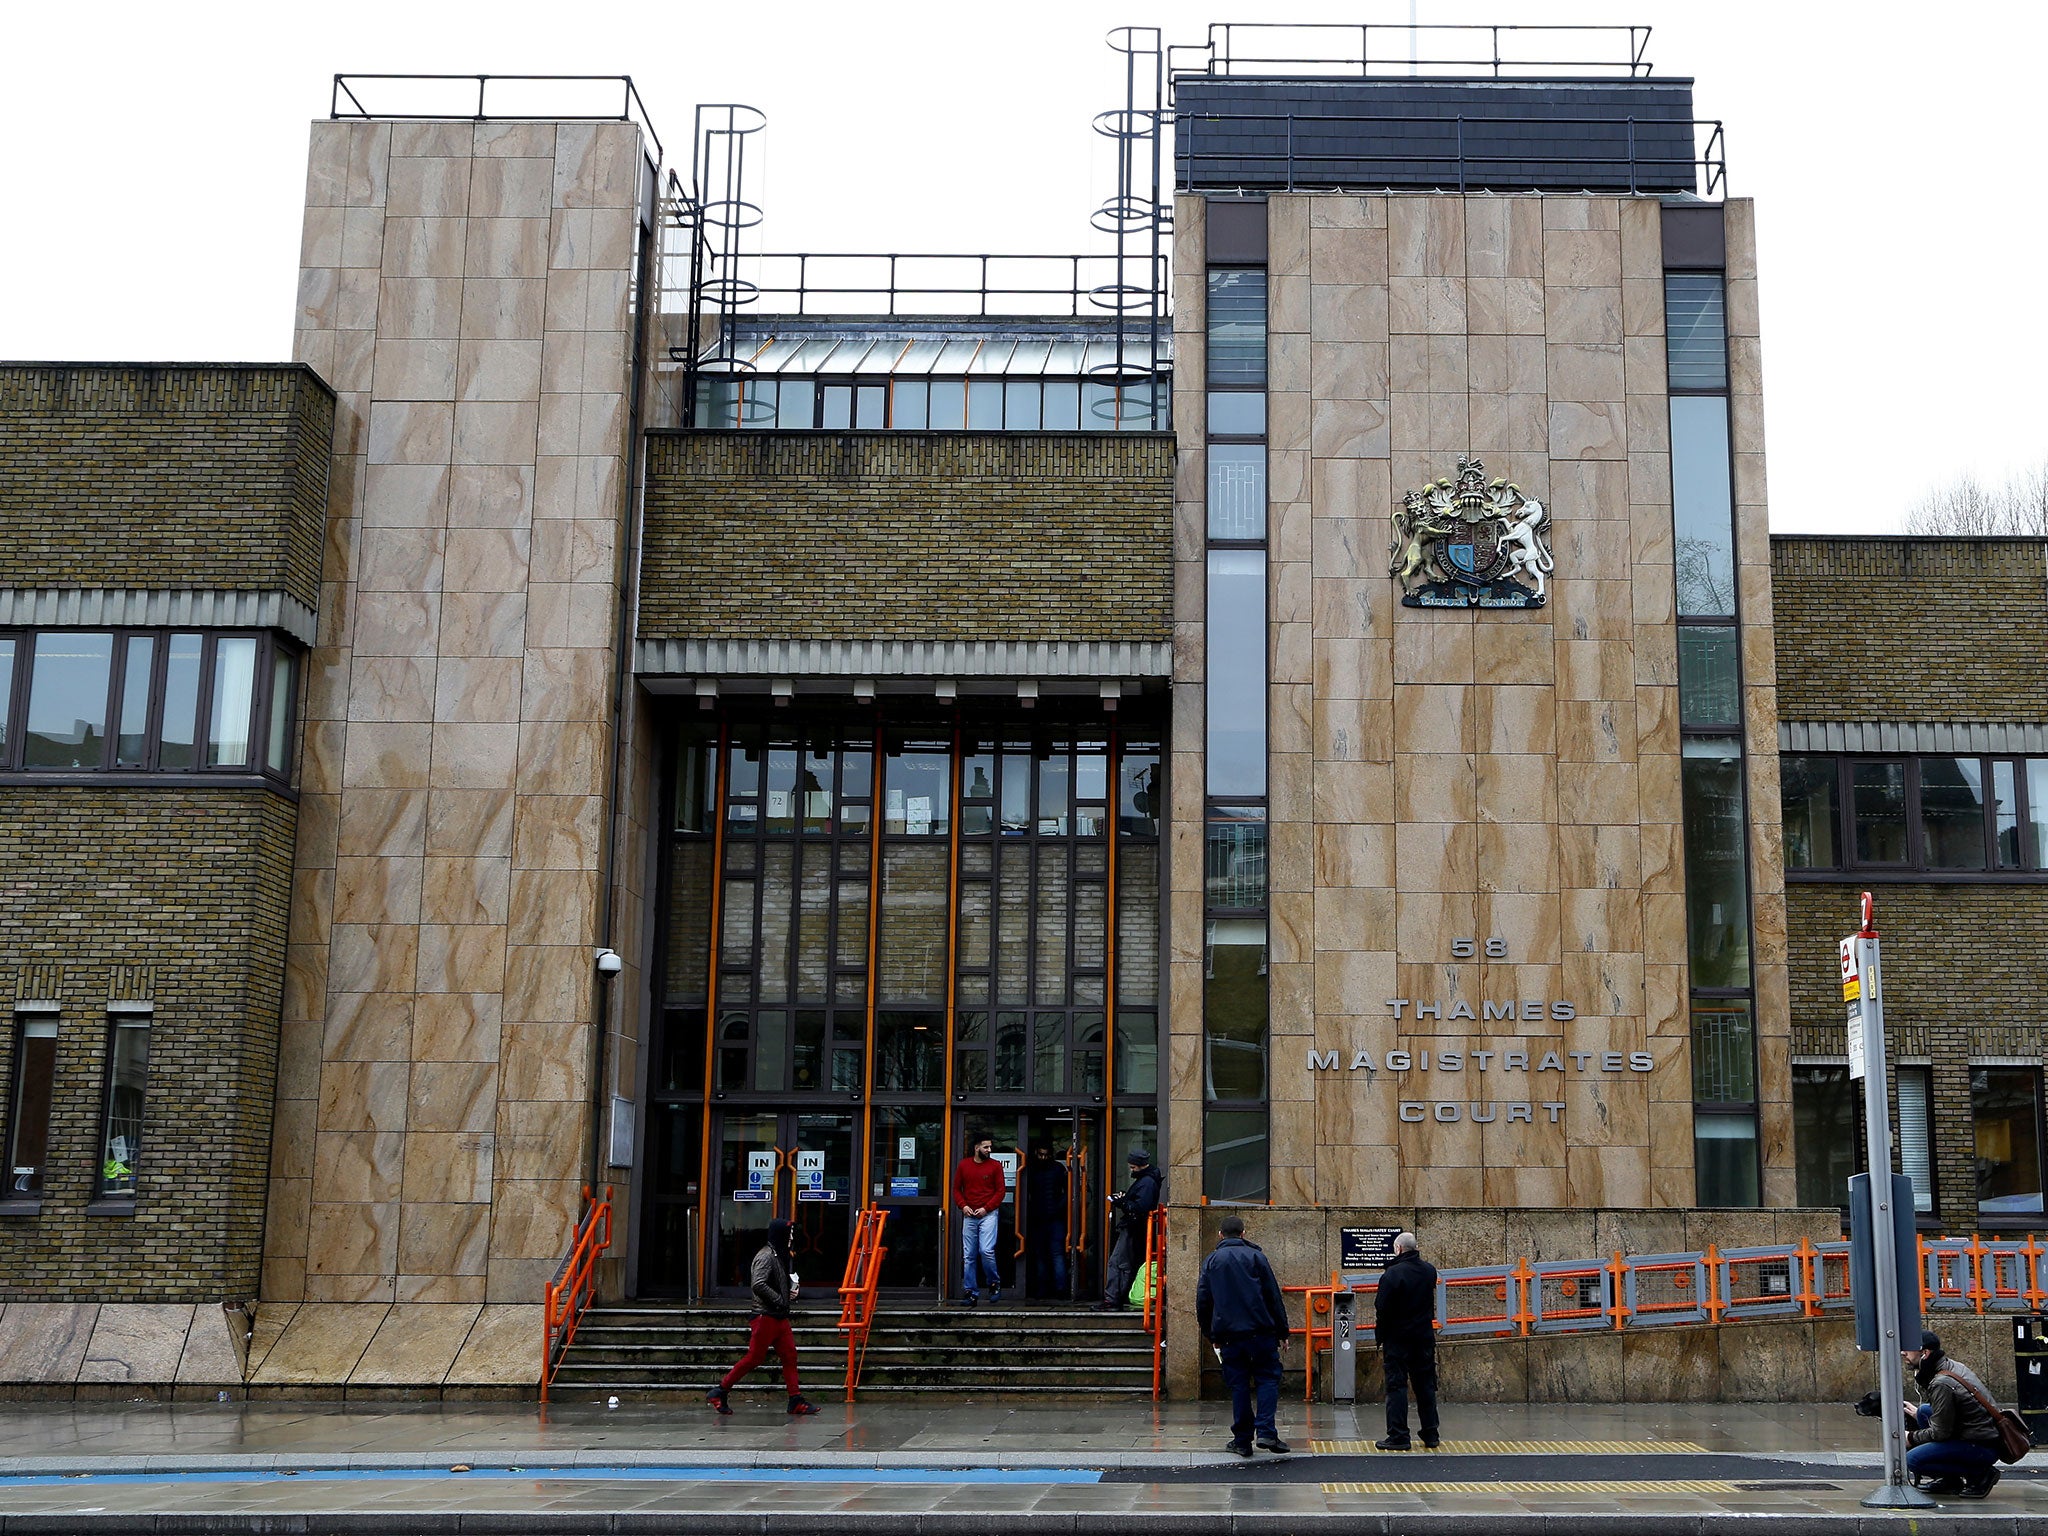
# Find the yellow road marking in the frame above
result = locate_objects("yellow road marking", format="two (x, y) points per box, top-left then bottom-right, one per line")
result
(1324, 1479), (1745, 1495)
(1307, 1439), (1711, 1456)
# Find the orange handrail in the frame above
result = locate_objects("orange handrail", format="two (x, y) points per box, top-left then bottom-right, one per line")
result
(541, 1184), (613, 1405)
(837, 1207), (890, 1403)
(1142, 1206), (1167, 1399)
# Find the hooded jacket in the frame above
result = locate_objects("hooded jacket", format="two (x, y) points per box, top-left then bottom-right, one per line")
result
(1196, 1236), (1289, 1342)
(749, 1220), (795, 1320)
(1113, 1163), (1163, 1229)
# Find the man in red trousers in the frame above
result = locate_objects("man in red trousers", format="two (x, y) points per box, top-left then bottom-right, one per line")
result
(707, 1217), (821, 1415)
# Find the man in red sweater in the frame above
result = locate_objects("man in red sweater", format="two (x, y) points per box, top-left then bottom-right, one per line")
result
(953, 1134), (1006, 1305)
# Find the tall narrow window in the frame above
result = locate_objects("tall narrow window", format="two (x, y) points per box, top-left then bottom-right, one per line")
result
(159, 633), (203, 771)
(266, 649), (296, 774)
(24, 631), (113, 769)
(116, 635), (155, 768)
(5, 1016), (58, 1202)
(1791, 1063), (1858, 1208)
(98, 1017), (150, 1199)
(1898, 1066), (1935, 1214)
(1973, 1067), (2044, 1217)
(207, 636), (258, 767)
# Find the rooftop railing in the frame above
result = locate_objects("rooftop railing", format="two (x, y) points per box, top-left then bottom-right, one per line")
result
(1168, 22), (1656, 80)
(330, 74), (661, 162)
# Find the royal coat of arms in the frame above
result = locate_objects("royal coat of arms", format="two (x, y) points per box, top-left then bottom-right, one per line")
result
(1390, 457), (1553, 608)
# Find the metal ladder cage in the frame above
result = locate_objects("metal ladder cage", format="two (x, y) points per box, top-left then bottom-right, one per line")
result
(674, 104), (767, 428)
(1092, 27), (1173, 410)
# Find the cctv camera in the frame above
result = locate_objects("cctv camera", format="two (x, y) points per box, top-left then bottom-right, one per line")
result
(595, 948), (624, 976)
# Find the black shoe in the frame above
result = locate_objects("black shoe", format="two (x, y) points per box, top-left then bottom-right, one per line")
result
(1957, 1467), (2001, 1500)
(787, 1395), (822, 1416)
(1421, 1437), (1440, 1450)
(1374, 1436), (1411, 1451)
(988, 1290), (1001, 1305)
(1256, 1437), (1292, 1454)
(1921, 1476), (1965, 1496)
(1226, 1441), (1254, 1458)
(1094, 1300), (1124, 1311)
(955, 1294), (979, 1307)
(705, 1387), (732, 1416)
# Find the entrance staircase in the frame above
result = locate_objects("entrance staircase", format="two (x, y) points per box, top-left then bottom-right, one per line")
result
(550, 1302), (1155, 1401)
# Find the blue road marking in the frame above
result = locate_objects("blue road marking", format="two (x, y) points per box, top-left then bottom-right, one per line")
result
(0, 1465), (1101, 1488)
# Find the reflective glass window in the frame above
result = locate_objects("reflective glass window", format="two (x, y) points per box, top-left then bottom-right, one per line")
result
(1119, 746), (1161, 836)
(1081, 381), (1120, 428)
(775, 379), (815, 429)
(24, 632), (112, 770)
(1899, 1065), (1935, 1212)
(1664, 273), (1729, 390)
(1694, 1109), (1759, 1208)
(1116, 1010), (1158, 1096)
(159, 633), (202, 771)
(207, 636), (258, 767)
(1204, 806), (1267, 910)
(1207, 391), (1265, 437)
(117, 636), (155, 767)
(1207, 444), (1266, 541)
(267, 649), (295, 775)
(1920, 757), (1987, 870)
(1851, 760), (1908, 864)
(1003, 381), (1042, 430)
(1203, 917), (1268, 1101)
(1043, 380), (1081, 430)
(1779, 755), (1838, 869)
(884, 743), (950, 836)
(4, 1017), (58, 1200)
(928, 380), (966, 430)
(1994, 760), (2021, 869)
(1792, 1064), (1859, 1208)
(1690, 998), (1755, 1102)
(1203, 1107), (1268, 1202)
(1973, 1067), (2044, 1215)
(820, 384), (852, 430)
(1680, 738), (1750, 989)
(1677, 625), (1740, 727)
(1206, 550), (1267, 798)
(98, 1019), (150, 1198)
(1206, 270), (1267, 387)
(967, 379), (1003, 429)
(855, 383), (886, 429)
(1670, 396), (1736, 617)
(2031, 760), (2048, 868)
(737, 379), (776, 427)
(0, 638), (11, 756)
(891, 380), (929, 429)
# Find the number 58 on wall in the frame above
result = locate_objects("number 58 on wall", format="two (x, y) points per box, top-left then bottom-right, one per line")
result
(1450, 938), (1509, 959)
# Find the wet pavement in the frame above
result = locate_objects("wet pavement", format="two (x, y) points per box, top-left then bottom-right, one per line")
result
(0, 1396), (2041, 1529)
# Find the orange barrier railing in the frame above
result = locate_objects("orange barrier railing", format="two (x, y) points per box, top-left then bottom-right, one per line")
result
(1286, 1230), (2048, 1391)
(1142, 1206), (1168, 1400)
(540, 1183), (613, 1405)
(836, 1207), (889, 1403)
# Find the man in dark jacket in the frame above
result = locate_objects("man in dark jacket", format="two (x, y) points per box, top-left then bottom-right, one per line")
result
(1903, 1330), (2005, 1498)
(1196, 1214), (1291, 1456)
(1098, 1147), (1163, 1310)
(1372, 1231), (1439, 1450)
(1024, 1142), (1070, 1300)
(707, 1218), (821, 1416)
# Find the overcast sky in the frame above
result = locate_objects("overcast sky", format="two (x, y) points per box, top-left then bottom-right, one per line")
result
(8, 0), (2045, 533)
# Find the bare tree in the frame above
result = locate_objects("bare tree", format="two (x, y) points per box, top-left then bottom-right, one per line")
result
(1903, 463), (2048, 535)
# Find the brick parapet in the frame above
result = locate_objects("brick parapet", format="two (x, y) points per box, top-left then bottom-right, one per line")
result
(639, 431), (1175, 644)
(0, 363), (334, 610)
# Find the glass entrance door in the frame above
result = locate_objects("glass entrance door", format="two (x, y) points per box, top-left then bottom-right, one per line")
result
(710, 1109), (858, 1300)
(951, 1109), (1103, 1304)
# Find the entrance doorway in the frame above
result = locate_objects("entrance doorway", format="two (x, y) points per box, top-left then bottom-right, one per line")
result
(709, 1110), (857, 1299)
(949, 1109), (1104, 1304)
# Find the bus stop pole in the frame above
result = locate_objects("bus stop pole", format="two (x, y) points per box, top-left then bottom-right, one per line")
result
(1851, 891), (1933, 1509)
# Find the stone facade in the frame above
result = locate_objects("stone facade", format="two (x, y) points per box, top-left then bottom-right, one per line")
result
(274, 116), (650, 1309)
(1773, 537), (2048, 724)
(639, 432), (1175, 645)
(0, 364), (332, 609)
(0, 790), (295, 1301)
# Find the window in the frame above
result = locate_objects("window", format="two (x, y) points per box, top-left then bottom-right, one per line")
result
(5, 1015), (58, 1202)
(1784, 755), (2048, 875)
(1205, 807), (1267, 910)
(1973, 1067), (2044, 1216)
(98, 1017), (149, 1199)
(1676, 625), (1740, 728)
(1679, 738), (1750, 989)
(1694, 1109), (1759, 1207)
(1206, 552), (1267, 798)
(702, 373), (1169, 432)
(1207, 445), (1266, 540)
(1664, 273), (1729, 390)
(1206, 271), (1267, 387)
(1899, 1065), (1935, 1213)
(1670, 396), (1736, 617)
(0, 628), (294, 780)
(1792, 1063), (1859, 1208)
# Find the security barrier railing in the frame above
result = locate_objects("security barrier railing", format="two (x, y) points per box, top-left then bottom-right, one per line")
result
(540, 1184), (613, 1406)
(836, 1208), (889, 1403)
(1290, 1233), (2048, 1393)
(1142, 1207), (1168, 1400)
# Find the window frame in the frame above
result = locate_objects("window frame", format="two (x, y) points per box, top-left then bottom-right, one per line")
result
(93, 1013), (151, 1207)
(2, 1012), (60, 1211)
(0, 626), (297, 787)
(1785, 753), (2048, 881)
(1971, 1063), (2047, 1223)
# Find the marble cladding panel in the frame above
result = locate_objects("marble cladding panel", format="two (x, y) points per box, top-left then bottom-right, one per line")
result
(1282, 194), (1737, 1209)
(286, 120), (641, 1307)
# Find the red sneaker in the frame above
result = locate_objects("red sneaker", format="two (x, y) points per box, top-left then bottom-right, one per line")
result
(706, 1387), (733, 1415)
(787, 1395), (822, 1416)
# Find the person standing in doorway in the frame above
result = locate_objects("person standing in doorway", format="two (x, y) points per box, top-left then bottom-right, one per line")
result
(1196, 1214), (1291, 1457)
(1024, 1142), (1070, 1301)
(1098, 1146), (1163, 1311)
(1373, 1231), (1439, 1450)
(707, 1217), (821, 1416)
(953, 1133), (1006, 1306)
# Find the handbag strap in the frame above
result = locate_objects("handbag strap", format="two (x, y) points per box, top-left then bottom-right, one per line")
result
(1938, 1366), (2016, 1429)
